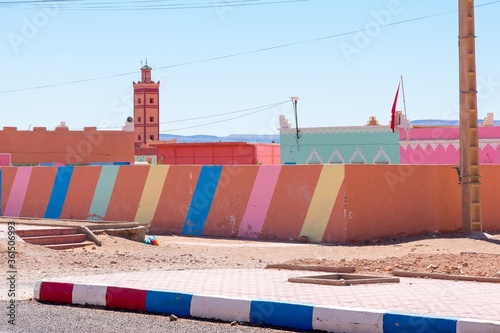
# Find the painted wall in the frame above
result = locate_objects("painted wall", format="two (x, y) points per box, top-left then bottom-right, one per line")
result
(1, 165), (499, 243)
(0, 154), (11, 167)
(400, 127), (500, 164)
(154, 143), (280, 165)
(280, 126), (400, 165)
(0, 127), (134, 165)
(281, 125), (500, 165)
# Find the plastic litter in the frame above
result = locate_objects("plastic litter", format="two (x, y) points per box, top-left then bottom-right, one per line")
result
(144, 235), (160, 246)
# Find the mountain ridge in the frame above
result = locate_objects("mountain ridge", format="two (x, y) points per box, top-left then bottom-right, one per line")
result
(160, 133), (279, 143)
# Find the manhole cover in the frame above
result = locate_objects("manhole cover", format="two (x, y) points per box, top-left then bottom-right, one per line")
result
(288, 273), (400, 286)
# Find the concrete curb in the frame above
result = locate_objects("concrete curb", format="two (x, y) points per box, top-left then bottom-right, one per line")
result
(34, 281), (500, 333)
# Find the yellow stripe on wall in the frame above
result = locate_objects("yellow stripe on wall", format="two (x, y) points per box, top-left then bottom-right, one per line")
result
(134, 165), (169, 227)
(300, 164), (344, 242)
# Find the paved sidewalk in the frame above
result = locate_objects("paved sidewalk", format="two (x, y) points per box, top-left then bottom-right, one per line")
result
(35, 269), (500, 333)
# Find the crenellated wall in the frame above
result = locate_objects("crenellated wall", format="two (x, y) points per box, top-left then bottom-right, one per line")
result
(1, 164), (499, 243)
(400, 127), (500, 164)
(0, 127), (134, 165)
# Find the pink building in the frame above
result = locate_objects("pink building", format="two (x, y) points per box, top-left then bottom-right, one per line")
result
(400, 113), (500, 164)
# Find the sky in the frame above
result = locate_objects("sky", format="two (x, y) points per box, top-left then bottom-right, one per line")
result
(1, 0), (500, 136)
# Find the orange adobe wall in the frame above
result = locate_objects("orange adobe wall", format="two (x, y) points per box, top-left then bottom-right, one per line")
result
(477, 165), (500, 230)
(342, 165), (462, 241)
(0, 127), (134, 165)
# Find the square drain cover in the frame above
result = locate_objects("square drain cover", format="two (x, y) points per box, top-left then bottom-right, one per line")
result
(288, 273), (400, 286)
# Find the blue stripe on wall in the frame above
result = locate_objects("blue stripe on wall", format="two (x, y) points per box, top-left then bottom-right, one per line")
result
(250, 300), (313, 331)
(88, 165), (119, 221)
(181, 166), (222, 236)
(383, 313), (457, 333)
(145, 291), (192, 317)
(44, 166), (74, 219)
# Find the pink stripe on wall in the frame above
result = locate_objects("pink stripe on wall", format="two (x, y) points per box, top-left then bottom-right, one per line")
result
(4, 167), (33, 217)
(237, 165), (281, 238)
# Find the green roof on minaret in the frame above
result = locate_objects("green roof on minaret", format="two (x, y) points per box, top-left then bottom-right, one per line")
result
(141, 58), (152, 70)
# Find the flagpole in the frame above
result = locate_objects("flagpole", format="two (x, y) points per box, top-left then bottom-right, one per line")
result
(400, 75), (410, 140)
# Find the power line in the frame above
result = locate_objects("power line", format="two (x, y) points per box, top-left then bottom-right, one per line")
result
(160, 100), (289, 132)
(93, 100), (288, 130)
(0, 0), (309, 10)
(1, 1), (500, 95)
(0, 71), (136, 94)
(160, 101), (287, 124)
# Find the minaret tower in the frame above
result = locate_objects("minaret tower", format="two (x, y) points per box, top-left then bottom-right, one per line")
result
(133, 60), (160, 147)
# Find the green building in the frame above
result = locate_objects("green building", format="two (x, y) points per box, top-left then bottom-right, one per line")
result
(279, 116), (400, 165)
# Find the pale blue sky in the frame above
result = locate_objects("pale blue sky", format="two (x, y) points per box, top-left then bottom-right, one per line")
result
(1, 0), (500, 136)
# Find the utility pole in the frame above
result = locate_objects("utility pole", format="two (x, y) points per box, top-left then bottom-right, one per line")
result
(459, 0), (482, 233)
(291, 97), (300, 141)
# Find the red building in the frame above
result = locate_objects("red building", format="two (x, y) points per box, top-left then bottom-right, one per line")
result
(151, 142), (280, 165)
(133, 63), (160, 147)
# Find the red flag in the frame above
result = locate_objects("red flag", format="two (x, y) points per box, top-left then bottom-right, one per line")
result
(390, 83), (400, 132)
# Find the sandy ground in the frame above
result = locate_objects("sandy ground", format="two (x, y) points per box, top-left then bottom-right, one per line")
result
(1, 226), (499, 301)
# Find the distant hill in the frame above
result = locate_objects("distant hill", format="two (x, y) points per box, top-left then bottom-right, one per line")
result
(160, 120), (500, 143)
(160, 133), (280, 143)
(411, 119), (500, 126)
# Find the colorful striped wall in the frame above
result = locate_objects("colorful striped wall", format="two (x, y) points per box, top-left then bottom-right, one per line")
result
(1, 165), (499, 242)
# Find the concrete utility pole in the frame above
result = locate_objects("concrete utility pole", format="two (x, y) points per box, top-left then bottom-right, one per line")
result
(459, 0), (482, 233)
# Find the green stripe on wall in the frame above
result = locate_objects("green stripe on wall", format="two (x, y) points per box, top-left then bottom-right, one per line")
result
(88, 166), (119, 221)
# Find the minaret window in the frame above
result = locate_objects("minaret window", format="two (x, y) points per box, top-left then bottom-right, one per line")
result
(149, 135), (154, 141)
(138, 135), (142, 141)
(149, 116), (154, 122)
(138, 98), (142, 104)
(149, 98), (154, 104)
(138, 116), (141, 122)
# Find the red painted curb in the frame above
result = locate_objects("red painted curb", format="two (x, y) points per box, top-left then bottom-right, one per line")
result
(106, 286), (147, 311)
(39, 282), (74, 304)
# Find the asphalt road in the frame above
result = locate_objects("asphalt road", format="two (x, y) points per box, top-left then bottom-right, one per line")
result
(0, 300), (317, 333)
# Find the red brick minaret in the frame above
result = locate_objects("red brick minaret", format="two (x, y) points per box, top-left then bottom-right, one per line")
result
(133, 61), (160, 147)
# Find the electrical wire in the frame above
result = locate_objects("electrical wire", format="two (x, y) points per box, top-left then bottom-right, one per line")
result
(159, 100), (288, 132)
(3, 1), (500, 95)
(160, 101), (287, 124)
(87, 100), (288, 130)
(0, 0), (309, 10)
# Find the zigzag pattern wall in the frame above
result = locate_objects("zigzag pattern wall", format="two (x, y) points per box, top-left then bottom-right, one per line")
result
(0, 165), (346, 243)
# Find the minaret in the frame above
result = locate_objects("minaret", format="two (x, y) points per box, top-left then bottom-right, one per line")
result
(133, 60), (160, 147)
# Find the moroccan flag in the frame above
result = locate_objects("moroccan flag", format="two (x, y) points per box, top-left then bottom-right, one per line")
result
(390, 83), (400, 132)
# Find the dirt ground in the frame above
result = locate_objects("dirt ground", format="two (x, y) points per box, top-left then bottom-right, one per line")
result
(2, 228), (500, 300)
